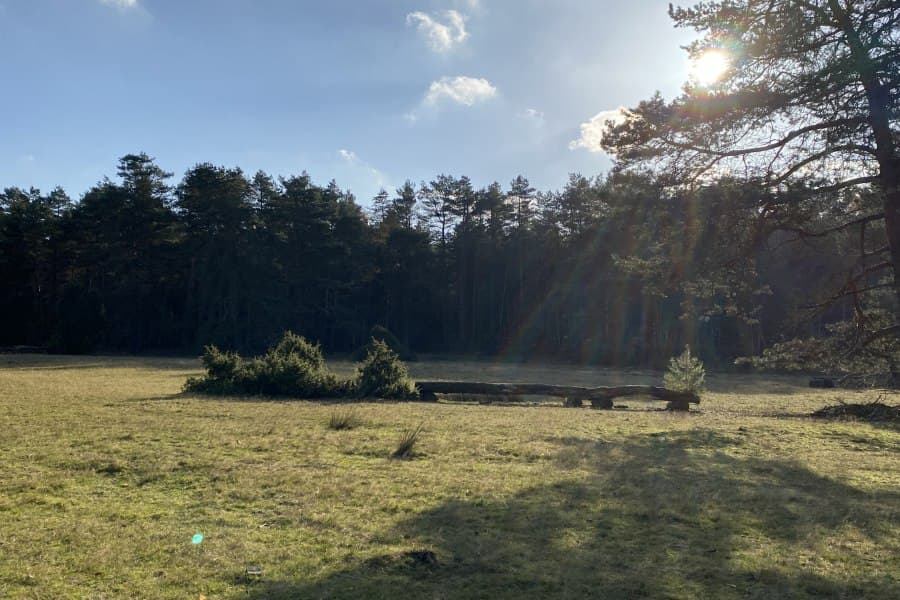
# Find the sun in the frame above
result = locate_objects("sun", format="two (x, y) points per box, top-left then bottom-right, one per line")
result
(690, 50), (730, 87)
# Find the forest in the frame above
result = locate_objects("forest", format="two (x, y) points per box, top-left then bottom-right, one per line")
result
(4, 0), (899, 379)
(2, 2), (899, 599)
(0, 153), (863, 368)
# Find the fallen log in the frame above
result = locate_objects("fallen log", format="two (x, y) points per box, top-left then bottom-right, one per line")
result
(809, 377), (836, 388)
(415, 381), (699, 410)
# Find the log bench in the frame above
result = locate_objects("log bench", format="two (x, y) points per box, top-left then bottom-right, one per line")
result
(415, 381), (699, 411)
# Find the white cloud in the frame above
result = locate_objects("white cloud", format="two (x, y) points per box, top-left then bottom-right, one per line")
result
(99, 0), (138, 8)
(424, 76), (497, 107)
(406, 10), (468, 53)
(519, 108), (545, 125)
(337, 149), (389, 190)
(569, 107), (631, 153)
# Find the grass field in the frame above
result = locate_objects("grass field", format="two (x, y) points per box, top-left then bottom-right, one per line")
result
(1, 355), (898, 599)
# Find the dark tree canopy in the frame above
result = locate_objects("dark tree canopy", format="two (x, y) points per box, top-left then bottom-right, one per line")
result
(603, 0), (900, 378)
(0, 152), (794, 365)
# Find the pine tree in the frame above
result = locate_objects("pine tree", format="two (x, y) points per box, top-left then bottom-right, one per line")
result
(664, 346), (706, 394)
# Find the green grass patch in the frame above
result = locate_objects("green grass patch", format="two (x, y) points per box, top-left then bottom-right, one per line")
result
(0, 354), (898, 598)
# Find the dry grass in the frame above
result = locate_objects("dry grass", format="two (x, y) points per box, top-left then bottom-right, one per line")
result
(328, 407), (362, 431)
(0, 354), (898, 599)
(391, 423), (424, 460)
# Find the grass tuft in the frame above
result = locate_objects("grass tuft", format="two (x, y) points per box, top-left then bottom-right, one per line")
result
(391, 423), (424, 459)
(328, 406), (361, 430)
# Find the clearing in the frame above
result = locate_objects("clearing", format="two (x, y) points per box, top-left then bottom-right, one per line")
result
(0, 355), (898, 599)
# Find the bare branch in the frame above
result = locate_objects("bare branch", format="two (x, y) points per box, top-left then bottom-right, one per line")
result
(801, 282), (895, 308)
(768, 144), (877, 185)
(809, 176), (879, 194)
(864, 244), (890, 258)
(773, 212), (884, 239)
(662, 117), (867, 158)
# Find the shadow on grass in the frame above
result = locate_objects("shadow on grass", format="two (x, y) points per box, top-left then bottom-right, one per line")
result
(230, 429), (897, 600)
(0, 354), (199, 371)
(1, 361), (114, 370)
(130, 393), (187, 402)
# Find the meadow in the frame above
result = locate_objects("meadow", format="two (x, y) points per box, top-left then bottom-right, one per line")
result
(0, 354), (898, 599)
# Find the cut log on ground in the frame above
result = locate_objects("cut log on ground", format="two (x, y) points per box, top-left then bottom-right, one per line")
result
(415, 381), (699, 410)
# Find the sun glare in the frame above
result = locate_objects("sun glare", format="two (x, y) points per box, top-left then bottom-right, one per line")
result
(690, 50), (730, 87)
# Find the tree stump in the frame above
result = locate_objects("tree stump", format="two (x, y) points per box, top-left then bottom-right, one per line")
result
(666, 399), (691, 411)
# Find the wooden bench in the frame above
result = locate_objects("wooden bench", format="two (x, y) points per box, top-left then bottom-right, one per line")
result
(415, 381), (699, 411)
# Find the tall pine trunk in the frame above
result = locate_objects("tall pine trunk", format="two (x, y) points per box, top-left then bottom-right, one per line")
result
(831, 0), (900, 320)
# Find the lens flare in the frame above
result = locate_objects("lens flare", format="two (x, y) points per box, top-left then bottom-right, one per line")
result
(690, 50), (729, 86)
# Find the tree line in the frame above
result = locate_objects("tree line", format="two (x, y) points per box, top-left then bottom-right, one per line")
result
(0, 153), (857, 367)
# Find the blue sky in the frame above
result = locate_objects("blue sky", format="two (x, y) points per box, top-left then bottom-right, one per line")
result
(1, 0), (696, 204)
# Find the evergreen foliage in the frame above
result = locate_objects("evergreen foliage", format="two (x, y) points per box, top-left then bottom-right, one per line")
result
(663, 346), (706, 395)
(53, 285), (104, 354)
(238, 349), (345, 398)
(185, 331), (416, 400)
(184, 345), (244, 395)
(272, 331), (327, 369)
(354, 339), (418, 400)
(603, 0), (900, 380)
(185, 331), (346, 398)
(737, 308), (900, 388)
(1, 142), (896, 379)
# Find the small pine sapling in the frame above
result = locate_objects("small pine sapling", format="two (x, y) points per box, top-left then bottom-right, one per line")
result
(664, 345), (706, 395)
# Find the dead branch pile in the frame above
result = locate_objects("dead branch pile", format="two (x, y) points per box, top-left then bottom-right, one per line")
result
(811, 399), (900, 422)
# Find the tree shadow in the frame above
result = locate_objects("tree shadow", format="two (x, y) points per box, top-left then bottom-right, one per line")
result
(128, 392), (187, 402)
(0, 354), (199, 371)
(0, 361), (112, 370)
(228, 429), (897, 599)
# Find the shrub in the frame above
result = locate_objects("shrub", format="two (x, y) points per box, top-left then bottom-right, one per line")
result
(185, 331), (417, 401)
(185, 332), (344, 398)
(238, 350), (344, 398)
(271, 331), (326, 369)
(391, 423), (424, 459)
(663, 345), (706, 395)
(184, 345), (243, 394)
(354, 338), (418, 400)
(201, 345), (243, 379)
